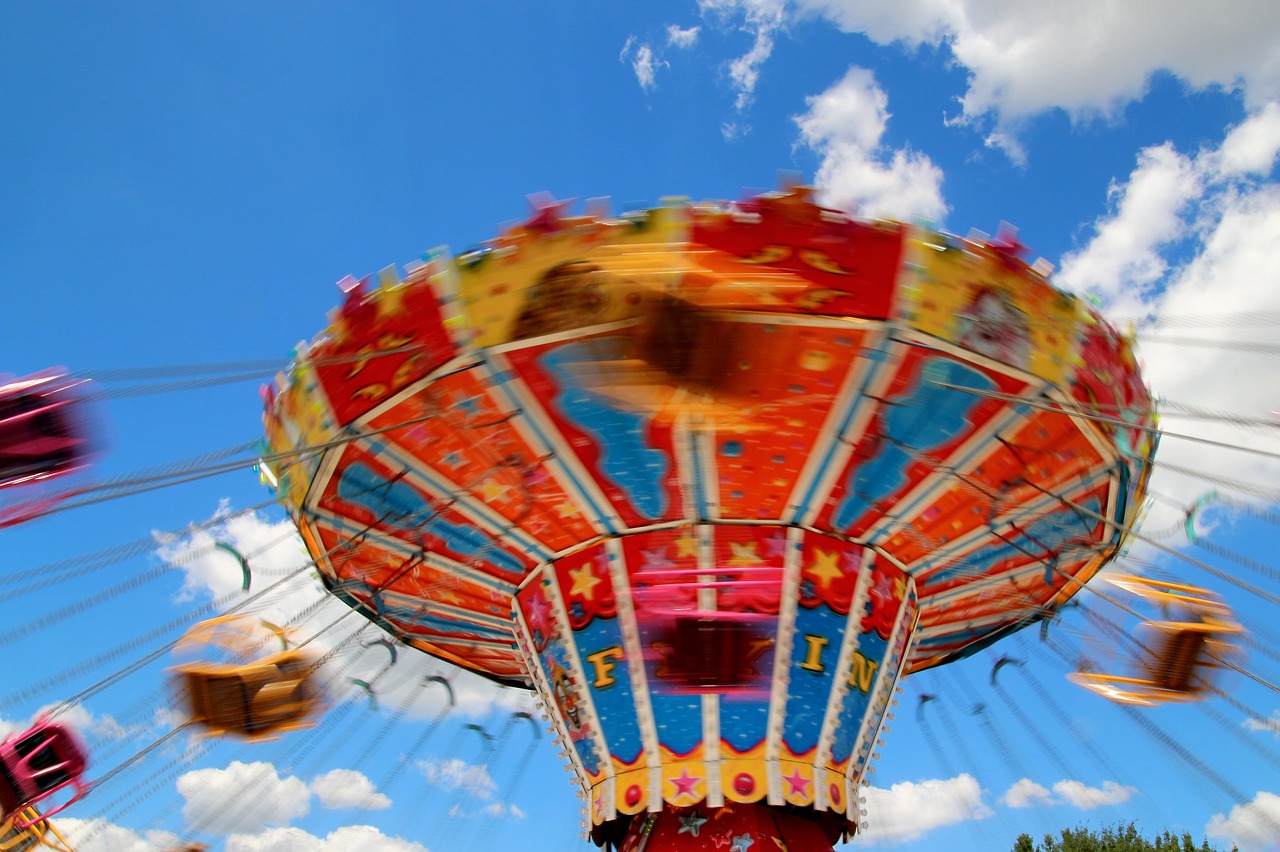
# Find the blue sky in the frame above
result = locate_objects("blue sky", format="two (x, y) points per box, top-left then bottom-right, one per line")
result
(2, 2), (1280, 850)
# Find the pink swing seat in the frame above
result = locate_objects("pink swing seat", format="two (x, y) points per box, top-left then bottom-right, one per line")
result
(0, 720), (89, 828)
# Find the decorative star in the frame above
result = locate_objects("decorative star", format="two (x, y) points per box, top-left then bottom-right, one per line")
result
(670, 768), (701, 799)
(711, 831), (733, 849)
(524, 192), (576, 233)
(525, 593), (551, 632)
(678, 811), (708, 837)
(451, 393), (482, 416)
(731, 833), (756, 852)
(841, 549), (862, 576)
(556, 500), (579, 518)
(568, 564), (604, 600)
(477, 479), (512, 503)
(641, 546), (675, 572)
(782, 768), (811, 798)
(728, 541), (761, 567)
(675, 532), (699, 559)
(869, 572), (895, 609)
(806, 548), (843, 589)
(373, 281), (408, 321)
(763, 533), (786, 559)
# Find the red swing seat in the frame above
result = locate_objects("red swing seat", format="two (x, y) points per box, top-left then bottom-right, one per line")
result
(0, 721), (88, 827)
(0, 374), (93, 490)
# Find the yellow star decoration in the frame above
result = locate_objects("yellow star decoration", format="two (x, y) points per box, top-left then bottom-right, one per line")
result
(568, 564), (604, 600)
(806, 548), (843, 589)
(556, 500), (579, 518)
(727, 541), (760, 567)
(894, 576), (907, 602)
(477, 479), (511, 503)
(374, 282), (409, 322)
(675, 532), (698, 559)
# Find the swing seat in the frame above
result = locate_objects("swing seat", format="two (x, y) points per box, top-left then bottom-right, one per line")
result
(0, 375), (93, 490)
(0, 721), (88, 827)
(178, 651), (321, 740)
(1068, 578), (1244, 707)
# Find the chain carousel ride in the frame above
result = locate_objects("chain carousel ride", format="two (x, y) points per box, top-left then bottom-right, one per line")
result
(260, 186), (1158, 851)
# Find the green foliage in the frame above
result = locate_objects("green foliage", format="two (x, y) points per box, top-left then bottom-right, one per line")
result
(1009, 822), (1235, 852)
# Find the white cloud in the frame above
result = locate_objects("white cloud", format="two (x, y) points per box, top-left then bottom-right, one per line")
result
(311, 768), (391, 811)
(418, 757), (498, 799)
(706, 1), (1280, 158)
(1206, 790), (1280, 852)
(1052, 780), (1137, 809)
(178, 760), (311, 835)
(1213, 101), (1280, 177)
(447, 801), (527, 820)
(226, 825), (429, 852)
(795, 66), (947, 221)
(157, 504), (314, 607)
(852, 774), (992, 845)
(636, 44), (663, 91)
(1004, 778), (1136, 810)
(59, 819), (179, 852)
(1055, 107), (1280, 533)
(1003, 778), (1053, 808)
(1056, 142), (1202, 315)
(667, 25), (701, 48)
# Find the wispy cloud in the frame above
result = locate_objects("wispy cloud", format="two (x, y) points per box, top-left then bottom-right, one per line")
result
(418, 756), (498, 798)
(667, 24), (700, 48)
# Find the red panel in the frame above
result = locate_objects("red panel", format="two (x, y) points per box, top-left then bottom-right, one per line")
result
(362, 369), (599, 553)
(312, 276), (456, 426)
(711, 325), (868, 521)
(691, 194), (905, 320)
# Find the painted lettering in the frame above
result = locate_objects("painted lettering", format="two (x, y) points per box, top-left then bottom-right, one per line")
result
(800, 634), (829, 672)
(585, 646), (625, 688)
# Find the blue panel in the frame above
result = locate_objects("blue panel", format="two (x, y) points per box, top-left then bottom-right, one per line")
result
(834, 357), (994, 531)
(830, 628), (889, 764)
(539, 634), (604, 777)
(337, 461), (525, 574)
(650, 690), (703, 758)
(719, 696), (769, 754)
(927, 496), (1103, 587)
(781, 605), (846, 756)
(540, 341), (670, 521)
(572, 615), (644, 766)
